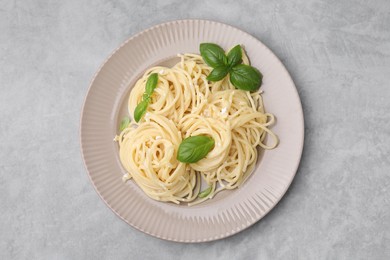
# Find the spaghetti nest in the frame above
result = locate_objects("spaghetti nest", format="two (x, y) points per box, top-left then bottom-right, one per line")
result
(116, 53), (278, 205)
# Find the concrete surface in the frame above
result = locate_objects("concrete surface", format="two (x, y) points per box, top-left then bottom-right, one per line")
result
(1, 0), (389, 259)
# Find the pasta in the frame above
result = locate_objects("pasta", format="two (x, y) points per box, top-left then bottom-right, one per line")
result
(115, 49), (278, 205)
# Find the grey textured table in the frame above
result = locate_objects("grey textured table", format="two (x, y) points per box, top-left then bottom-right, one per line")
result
(1, 0), (389, 259)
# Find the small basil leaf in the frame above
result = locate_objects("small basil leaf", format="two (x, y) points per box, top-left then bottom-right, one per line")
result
(134, 99), (149, 123)
(200, 43), (227, 68)
(177, 136), (215, 163)
(145, 73), (158, 96)
(119, 117), (130, 132)
(229, 64), (262, 91)
(206, 66), (229, 82)
(198, 186), (212, 198)
(227, 45), (242, 67)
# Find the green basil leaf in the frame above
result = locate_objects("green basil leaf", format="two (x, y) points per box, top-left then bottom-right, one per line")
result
(200, 43), (227, 68)
(229, 64), (262, 91)
(177, 135), (215, 163)
(206, 66), (229, 81)
(134, 99), (149, 123)
(227, 45), (242, 67)
(145, 73), (158, 96)
(198, 186), (212, 198)
(119, 116), (130, 132)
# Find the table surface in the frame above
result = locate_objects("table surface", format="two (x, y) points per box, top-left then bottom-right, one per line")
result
(1, 0), (389, 259)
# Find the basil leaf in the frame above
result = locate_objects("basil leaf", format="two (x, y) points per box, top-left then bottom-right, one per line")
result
(119, 116), (130, 132)
(227, 45), (242, 67)
(200, 43), (227, 68)
(229, 64), (262, 91)
(145, 73), (158, 96)
(198, 186), (212, 198)
(133, 73), (158, 123)
(206, 66), (229, 81)
(177, 136), (215, 163)
(134, 99), (149, 123)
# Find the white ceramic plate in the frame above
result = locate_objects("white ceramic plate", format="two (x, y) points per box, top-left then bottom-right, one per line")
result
(80, 20), (304, 242)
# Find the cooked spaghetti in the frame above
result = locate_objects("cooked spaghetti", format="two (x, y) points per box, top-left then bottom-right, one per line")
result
(115, 49), (278, 205)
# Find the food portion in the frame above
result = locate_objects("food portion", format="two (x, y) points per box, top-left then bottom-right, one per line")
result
(114, 43), (279, 205)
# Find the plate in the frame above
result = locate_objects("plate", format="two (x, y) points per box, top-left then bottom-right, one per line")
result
(80, 20), (304, 242)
